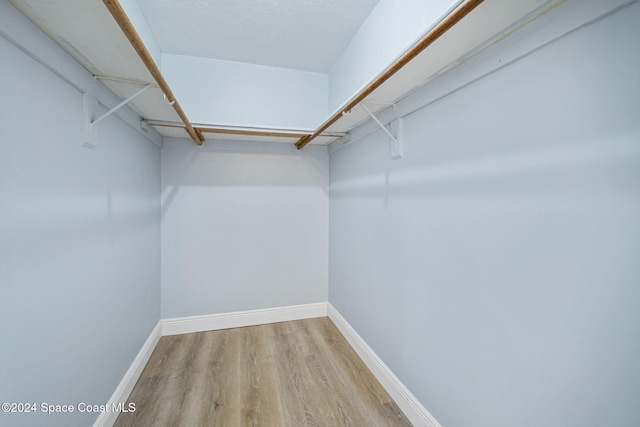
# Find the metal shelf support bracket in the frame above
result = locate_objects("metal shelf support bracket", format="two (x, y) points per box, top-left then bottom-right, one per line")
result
(82, 84), (153, 148)
(359, 102), (404, 160)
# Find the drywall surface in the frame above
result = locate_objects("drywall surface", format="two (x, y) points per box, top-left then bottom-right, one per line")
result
(0, 35), (160, 427)
(328, 0), (458, 113)
(329, 3), (640, 427)
(161, 139), (328, 318)
(162, 53), (328, 129)
(137, 0), (380, 73)
(119, 0), (162, 68)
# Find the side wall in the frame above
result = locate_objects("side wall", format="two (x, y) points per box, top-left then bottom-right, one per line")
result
(0, 35), (161, 427)
(328, 0), (459, 113)
(161, 140), (328, 319)
(329, 4), (640, 427)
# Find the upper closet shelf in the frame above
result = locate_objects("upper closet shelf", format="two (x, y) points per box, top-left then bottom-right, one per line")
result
(9, 0), (567, 147)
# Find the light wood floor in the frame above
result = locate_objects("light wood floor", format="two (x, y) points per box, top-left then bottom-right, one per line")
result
(114, 317), (412, 427)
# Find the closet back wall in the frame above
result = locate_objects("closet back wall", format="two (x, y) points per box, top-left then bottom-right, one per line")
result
(161, 140), (328, 318)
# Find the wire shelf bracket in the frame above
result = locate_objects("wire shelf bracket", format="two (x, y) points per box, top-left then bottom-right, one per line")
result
(359, 102), (404, 160)
(82, 84), (153, 149)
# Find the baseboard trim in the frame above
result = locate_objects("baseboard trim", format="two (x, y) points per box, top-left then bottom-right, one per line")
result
(93, 321), (162, 427)
(161, 302), (328, 336)
(327, 304), (442, 427)
(94, 303), (428, 427)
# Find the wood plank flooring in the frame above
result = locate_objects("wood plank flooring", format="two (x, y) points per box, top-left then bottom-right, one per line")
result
(114, 317), (412, 427)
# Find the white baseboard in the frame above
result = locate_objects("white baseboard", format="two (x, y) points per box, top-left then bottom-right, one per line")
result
(93, 321), (162, 427)
(94, 303), (429, 427)
(161, 302), (328, 336)
(327, 304), (442, 427)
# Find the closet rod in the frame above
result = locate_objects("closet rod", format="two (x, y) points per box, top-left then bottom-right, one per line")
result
(197, 128), (346, 139)
(103, 0), (204, 146)
(296, 0), (484, 150)
(145, 120), (346, 139)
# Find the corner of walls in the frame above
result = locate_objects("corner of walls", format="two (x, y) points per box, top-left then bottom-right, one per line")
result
(92, 322), (162, 427)
(327, 304), (442, 427)
(160, 138), (329, 320)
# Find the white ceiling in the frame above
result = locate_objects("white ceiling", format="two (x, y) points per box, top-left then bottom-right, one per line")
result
(136, 0), (381, 73)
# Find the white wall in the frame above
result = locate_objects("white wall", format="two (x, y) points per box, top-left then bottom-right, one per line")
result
(162, 54), (328, 130)
(119, 0), (162, 68)
(329, 3), (640, 426)
(161, 139), (328, 319)
(0, 35), (161, 427)
(328, 0), (459, 113)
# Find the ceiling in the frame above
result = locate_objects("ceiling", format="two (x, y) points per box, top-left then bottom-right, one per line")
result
(7, 0), (569, 146)
(137, 0), (381, 73)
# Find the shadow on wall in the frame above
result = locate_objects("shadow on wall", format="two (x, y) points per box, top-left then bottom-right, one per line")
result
(330, 129), (640, 203)
(160, 139), (329, 217)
